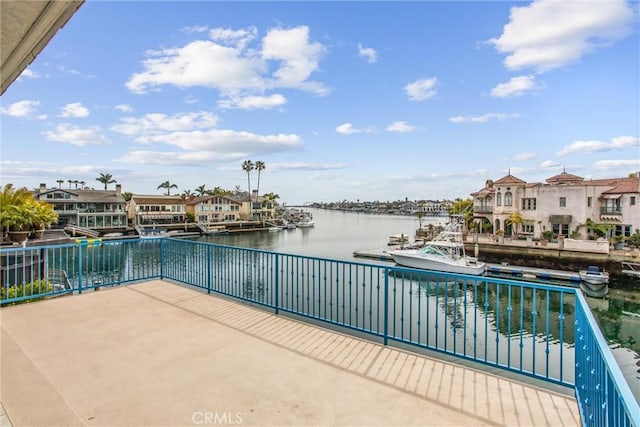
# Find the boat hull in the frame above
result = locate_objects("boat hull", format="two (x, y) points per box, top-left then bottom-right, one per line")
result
(389, 250), (486, 275)
(579, 272), (610, 285)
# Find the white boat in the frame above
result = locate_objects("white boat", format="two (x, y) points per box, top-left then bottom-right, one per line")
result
(268, 226), (281, 232)
(139, 228), (168, 239)
(295, 211), (315, 228)
(579, 265), (610, 285)
(389, 215), (486, 275)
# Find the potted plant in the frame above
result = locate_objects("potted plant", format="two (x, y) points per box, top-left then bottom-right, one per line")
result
(4, 203), (34, 243)
(541, 230), (553, 246)
(29, 201), (58, 239)
(496, 229), (505, 244)
(611, 235), (626, 250)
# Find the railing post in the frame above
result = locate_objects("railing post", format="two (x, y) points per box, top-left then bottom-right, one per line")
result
(383, 267), (389, 346)
(274, 254), (279, 315)
(159, 238), (164, 279)
(206, 245), (211, 294)
(78, 243), (83, 294)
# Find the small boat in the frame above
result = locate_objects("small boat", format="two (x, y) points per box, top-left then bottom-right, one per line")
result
(388, 233), (410, 246)
(139, 228), (168, 239)
(579, 265), (610, 285)
(206, 226), (229, 236)
(295, 211), (315, 228)
(268, 226), (281, 232)
(389, 215), (486, 275)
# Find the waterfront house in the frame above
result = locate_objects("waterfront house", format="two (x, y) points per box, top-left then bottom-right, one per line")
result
(187, 195), (244, 223)
(34, 183), (127, 230)
(471, 171), (640, 239)
(128, 195), (186, 226)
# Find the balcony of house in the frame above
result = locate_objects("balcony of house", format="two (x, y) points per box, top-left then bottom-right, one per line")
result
(1, 240), (638, 426)
(600, 207), (622, 215)
(473, 204), (493, 213)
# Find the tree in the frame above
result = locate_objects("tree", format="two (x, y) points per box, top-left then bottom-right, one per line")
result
(506, 212), (525, 238)
(448, 198), (474, 230)
(182, 189), (193, 197)
(79, 181), (86, 189)
(195, 185), (207, 197)
(242, 160), (254, 197)
(122, 192), (133, 202)
(212, 186), (233, 196)
(157, 181), (178, 195)
(416, 210), (424, 229)
(254, 161), (265, 202)
(96, 173), (116, 190)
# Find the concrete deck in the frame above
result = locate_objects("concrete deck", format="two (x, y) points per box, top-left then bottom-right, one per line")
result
(1, 280), (580, 426)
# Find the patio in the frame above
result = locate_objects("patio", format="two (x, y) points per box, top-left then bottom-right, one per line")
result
(1, 280), (580, 426)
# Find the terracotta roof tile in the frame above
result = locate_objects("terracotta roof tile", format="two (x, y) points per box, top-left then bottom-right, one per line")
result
(494, 174), (526, 185)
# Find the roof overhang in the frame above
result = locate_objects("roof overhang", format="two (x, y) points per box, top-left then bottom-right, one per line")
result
(1, 0), (85, 95)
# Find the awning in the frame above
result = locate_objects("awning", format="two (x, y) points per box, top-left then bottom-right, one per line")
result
(549, 215), (572, 224)
(600, 194), (621, 199)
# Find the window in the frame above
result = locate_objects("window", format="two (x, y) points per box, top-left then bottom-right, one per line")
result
(504, 192), (513, 206)
(522, 198), (536, 210)
(552, 223), (569, 237)
(523, 220), (535, 234)
(587, 197), (592, 207)
(559, 197), (566, 208)
(631, 196), (636, 206)
(496, 192), (502, 206)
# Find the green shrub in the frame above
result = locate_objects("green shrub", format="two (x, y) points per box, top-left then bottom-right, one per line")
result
(627, 232), (640, 248)
(1, 280), (52, 305)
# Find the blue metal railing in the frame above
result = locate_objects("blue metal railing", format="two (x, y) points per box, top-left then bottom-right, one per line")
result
(1, 238), (638, 426)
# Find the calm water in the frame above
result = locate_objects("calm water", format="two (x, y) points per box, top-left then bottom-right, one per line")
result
(190, 207), (640, 399)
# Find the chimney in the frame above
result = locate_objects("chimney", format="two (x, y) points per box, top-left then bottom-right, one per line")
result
(116, 184), (122, 196)
(39, 183), (46, 192)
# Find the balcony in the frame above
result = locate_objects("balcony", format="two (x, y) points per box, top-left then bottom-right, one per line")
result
(600, 207), (622, 215)
(1, 240), (638, 426)
(473, 205), (493, 213)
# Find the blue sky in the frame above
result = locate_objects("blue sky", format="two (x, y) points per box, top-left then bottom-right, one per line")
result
(1, 0), (639, 205)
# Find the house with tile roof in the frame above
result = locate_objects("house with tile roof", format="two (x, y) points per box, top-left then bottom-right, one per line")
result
(127, 195), (187, 226)
(34, 183), (127, 230)
(471, 171), (639, 240)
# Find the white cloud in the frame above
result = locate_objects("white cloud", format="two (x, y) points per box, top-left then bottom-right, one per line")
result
(541, 160), (561, 168)
(44, 124), (111, 146)
(450, 113), (520, 123)
(268, 162), (347, 171)
(126, 25), (327, 97)
(514, 151), (537, 161)
(489, 0), (636, 72)
(111, 111), (219, 136)
(210, 26), (257, 50)
(20, 68), (41, 79)
(593, 159), (640, 170)
(357, 43), (377, 63)
(218, 94), (287, 110)
(115, 104), (133, 113)
(386, 121), (416, 133)
(0, 100), (41, 117)
(404, 77), (437, 101)
(336, 123), (374, 135)
(59, 102), (90, 118)
(491, 75), (537, 98)
(557, 135), (640, 155)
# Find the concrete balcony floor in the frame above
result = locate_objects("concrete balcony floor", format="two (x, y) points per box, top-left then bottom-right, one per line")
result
(1, 280), (580, 426)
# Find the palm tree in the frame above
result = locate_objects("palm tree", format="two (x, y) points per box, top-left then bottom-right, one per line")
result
(79, 181), (86, 189)
(96, 173), (116, 190)
(506, 212), (525, 238)
(195, 185), (207, 197)
(67, 179), (73, 189)
(242, 160), (254, 197)
(56, 179), (64, 189)
(73, 180), (79, 189)
(157, 181), (178, 195)
(182, 189), (193, 197)
(254, 161), (265, 202)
